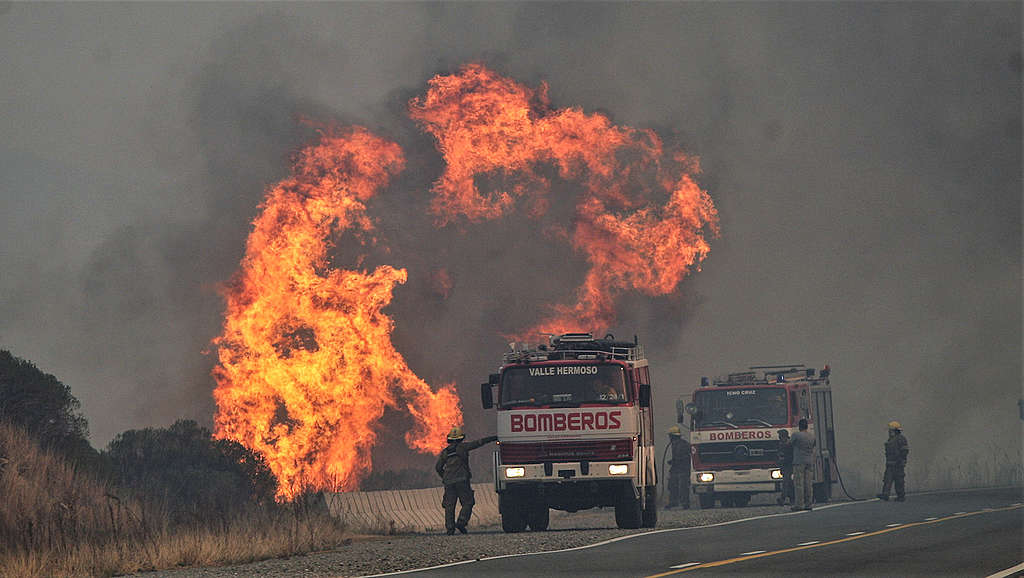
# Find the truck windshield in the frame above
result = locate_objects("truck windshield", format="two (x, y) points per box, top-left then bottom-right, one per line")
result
(500, 364), (628, 408)
(693, 387), (788, 428)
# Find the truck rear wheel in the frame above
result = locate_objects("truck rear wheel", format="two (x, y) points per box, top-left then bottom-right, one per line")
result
(698, 493), (716, 509)
(641, 488), (658, 528)
(526, 504), (549, 531)
(499, 494), (527, 533)
(615, 490), (643, 529)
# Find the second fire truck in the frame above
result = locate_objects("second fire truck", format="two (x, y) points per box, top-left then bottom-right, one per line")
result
(481, 333), (658, 531)
(680, 364), (837, 508)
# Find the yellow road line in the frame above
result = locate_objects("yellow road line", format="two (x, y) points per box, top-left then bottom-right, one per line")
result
(646, 504), (1023, 578)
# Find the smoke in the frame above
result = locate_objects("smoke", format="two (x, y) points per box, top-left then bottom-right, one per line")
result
(0, 3), (1019, 491)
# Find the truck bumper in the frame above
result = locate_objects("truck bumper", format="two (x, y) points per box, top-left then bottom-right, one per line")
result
(692, 468), (781, 494)
(496, 460), (639, 491)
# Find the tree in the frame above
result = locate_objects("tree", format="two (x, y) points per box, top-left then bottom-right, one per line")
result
(0, 350), (95, 465)
(106, 419), (277, 522)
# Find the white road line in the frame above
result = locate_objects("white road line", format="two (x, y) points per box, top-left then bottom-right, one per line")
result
(845, 531), (865, 536)
(740, 550), (766, 556)
(360, 499), (906, 577)
(885, 523), (902, 527)
(670, 562), (701, 569)
(897, 485), (1020, 497)
(987, 562), (1024, 578)
(797, 540), (820, 546)
(924, 517), (937, 521)
(954, 511), (967, 515)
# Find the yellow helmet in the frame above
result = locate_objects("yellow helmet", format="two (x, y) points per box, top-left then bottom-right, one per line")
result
(447, 426), (465, 441)
(888, 421), (901, 430)
(667, 425), (682, 436)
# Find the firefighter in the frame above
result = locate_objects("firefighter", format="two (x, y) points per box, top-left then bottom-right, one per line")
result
(877, 420), (909, 502)
(435, 426), (497, 535)
(666, 425), (691, 509)
(776, 429), (795, 506)
(789, 418), (816, 511)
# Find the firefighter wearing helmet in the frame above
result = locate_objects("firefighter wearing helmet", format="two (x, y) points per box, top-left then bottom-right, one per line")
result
(877, 420), (909, 502)
(666, 425), (691, 509)
(435, 426), (497, 534)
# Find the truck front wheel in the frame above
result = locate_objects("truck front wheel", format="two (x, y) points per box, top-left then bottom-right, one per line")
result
(615, 489), (643, 529)
(813, 482), (830, 504)
(526, 504), (549, 531)
(698, 493), (716, 509)
(499, 494), (527, 533)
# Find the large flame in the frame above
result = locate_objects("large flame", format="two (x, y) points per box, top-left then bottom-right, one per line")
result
(213, 65), (717, 499)
(212, 127), (462, 500)
(410, 63), (719, 335)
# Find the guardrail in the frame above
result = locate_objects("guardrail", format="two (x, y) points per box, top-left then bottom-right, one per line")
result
(325, 483), (500, 533)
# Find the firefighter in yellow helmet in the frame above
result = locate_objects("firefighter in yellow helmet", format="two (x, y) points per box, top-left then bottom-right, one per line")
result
(666, 425), (691, 509)
(877, 421), (909, 502)
(435, 426), (497, 534)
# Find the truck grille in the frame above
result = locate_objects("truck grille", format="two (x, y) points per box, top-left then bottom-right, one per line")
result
(696, 441), (778, 464)
(500, 439), (634, 464)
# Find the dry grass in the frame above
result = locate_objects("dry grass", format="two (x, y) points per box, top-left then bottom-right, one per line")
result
(0, 422), (356, 577)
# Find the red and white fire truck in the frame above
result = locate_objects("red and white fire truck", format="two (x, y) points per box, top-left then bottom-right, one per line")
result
(680, 364), (836, 508)
(481, 333), (658, 531)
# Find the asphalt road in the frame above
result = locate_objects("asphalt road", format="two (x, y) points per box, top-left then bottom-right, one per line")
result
(391, 487), (1022, 577)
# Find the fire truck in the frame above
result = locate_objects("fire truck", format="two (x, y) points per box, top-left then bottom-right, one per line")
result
(680, 364), (836, 508)
(480, 333), (658, 531)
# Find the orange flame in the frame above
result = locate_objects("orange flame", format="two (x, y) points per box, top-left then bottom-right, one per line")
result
(410, 64), (719, 336)
(213, 65), (717, 499)
(212, 127), (462, 500)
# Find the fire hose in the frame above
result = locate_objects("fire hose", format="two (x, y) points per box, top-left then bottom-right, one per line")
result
(831, 454), (865, 501)
(659, 443), (671, 501)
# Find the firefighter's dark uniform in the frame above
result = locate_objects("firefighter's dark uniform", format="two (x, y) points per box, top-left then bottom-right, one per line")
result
(435, 435), (497, 534)
(667, 435), (691, 509)
(879, 430), (909, 501)
(776, 431), (795, 505)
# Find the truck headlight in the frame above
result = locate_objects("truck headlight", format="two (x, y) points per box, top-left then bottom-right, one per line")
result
(608, 464), (629, 475)
(505, 467), (525, 478)
(771, 469), (783, 480)
(698, 472), (715, 483)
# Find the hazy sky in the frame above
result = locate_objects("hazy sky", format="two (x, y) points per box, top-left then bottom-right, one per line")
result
(1, 2), (1019, 492)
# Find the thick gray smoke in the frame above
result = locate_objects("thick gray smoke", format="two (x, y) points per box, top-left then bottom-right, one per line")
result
(0, 3), (1019, 491)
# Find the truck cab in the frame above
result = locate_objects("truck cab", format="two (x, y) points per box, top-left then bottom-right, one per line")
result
(681, 365), (836, 508)
(481, 333), (658, 531)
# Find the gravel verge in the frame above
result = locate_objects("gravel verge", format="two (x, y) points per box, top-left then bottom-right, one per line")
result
(139, 502), (802, 578)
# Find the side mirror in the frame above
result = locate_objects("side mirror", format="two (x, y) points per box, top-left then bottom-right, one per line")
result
(638, 383), (651, 407)
(676, 399), (685, 423)
(481, 383), (493, 410)
(488, 373), (501, 386)
(684, 402), (701, 425)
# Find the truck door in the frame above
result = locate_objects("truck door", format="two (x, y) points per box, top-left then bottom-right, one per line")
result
(636, 366), (655, 485)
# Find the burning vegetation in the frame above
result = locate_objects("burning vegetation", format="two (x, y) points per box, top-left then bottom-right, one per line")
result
(212, 64), (719, 499)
